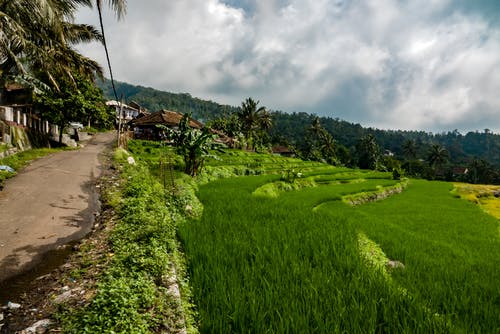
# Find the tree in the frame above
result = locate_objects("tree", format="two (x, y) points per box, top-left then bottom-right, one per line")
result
(34, 75), (111, 143)
(402, 139), (417, 175)
(304, 116), (339, 165)
(467, 158), (495, 184)
(427, 144), (449, 169)
(0, 1), (105, 93)
(308, 116), (323, 138)
(355, 134), (380, 170)
(168, 113), (215, 177)
(258, 109), (273, 132)
(319, 132), (338, 165)
(237, 97), (269, 149)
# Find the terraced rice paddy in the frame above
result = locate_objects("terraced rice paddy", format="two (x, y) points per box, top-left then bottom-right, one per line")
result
(178, 151), (500, 333)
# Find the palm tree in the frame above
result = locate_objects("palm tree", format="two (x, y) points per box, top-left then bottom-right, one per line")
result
(402, 139), (417, 175)
(356, 134), (380, 170)
(237, 97), (266, 149)
(307, 116), (323, 138)
(258, 109), (273, 131)
(0, 0), (125, 92)
(427, 144), (449, 170)
(0, 0), (107, 91)
(320, 132), (338, 165)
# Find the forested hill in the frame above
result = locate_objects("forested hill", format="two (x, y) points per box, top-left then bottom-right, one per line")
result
(270, 112), (500, 165)
(98, 79), (500, 166)
(97, 79), (238, 122)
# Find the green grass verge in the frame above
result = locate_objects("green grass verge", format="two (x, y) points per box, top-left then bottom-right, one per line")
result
(57, 154), (197, 333)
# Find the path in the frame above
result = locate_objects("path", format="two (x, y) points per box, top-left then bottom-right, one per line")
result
(0, 132), (115, 283)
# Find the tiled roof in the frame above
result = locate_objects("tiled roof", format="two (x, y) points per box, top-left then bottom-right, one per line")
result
(272, 146), (294, 153)
(129, 110), (203, 129)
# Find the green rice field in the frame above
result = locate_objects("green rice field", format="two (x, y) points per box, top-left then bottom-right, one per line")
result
(177, 151), (500, 333)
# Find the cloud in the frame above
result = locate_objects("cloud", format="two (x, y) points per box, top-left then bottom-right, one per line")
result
(76, 0), (500, 132)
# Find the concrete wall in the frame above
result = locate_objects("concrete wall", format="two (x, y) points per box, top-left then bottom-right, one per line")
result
(0, 106), (14, 122)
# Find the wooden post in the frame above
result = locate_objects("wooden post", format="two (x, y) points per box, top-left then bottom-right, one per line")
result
(117, 94), (124, 148)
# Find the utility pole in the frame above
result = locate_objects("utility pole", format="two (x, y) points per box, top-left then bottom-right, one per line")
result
(117, 94), (124, 148)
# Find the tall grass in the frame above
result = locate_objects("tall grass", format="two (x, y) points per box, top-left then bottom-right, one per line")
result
(130, 141), (499, 332)
(179, 176), (451, 333)
(334, 180), (500, 333)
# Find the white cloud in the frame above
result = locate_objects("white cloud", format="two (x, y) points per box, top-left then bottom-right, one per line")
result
(76, 0), (500, 132)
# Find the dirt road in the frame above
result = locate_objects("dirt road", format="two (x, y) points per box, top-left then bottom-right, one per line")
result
(0, 132), (115, 283)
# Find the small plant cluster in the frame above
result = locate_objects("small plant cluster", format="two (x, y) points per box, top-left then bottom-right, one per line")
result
(343, 180), (408, 206)
(58, 160), (194, 333)
(280, 166), (303, 183)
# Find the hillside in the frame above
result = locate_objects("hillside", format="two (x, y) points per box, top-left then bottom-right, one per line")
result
(98, 79), (238, 122)
(98, 79), (500, 167)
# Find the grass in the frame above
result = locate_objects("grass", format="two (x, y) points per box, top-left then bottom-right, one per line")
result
(0, 143), (8, 154)
(175, 148), (500, 333)
(338, 180), (500, 333)
(119, 141), (500, 332)
(57, 151), (196, 333)
(453, 183), (500, 220)
(178, 175), (454, 332)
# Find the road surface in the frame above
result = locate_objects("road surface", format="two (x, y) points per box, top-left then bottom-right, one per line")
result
(0, 132), (114, 283)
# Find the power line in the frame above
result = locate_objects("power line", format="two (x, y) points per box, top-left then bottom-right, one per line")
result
(96, 0), (119, 102)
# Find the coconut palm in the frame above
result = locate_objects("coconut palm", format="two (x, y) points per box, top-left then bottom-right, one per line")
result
(356, 134), (380, 170)
(402, 139), (417, 175)
(307, 116), (323, 138)
(237, 97), (267, 149)
(320, 132), (338, 165)
(0, 0), (107, 91)
(427, 144), (449, 169)
(258, 109), (273, 131)
(0, 0), (126, 91)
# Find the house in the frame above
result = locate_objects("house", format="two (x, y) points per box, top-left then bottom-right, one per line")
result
(106, 100), (141, 123)
(272, 146), (295, 157)
(0, 83), (54, 147)
(129, 109), (203, 140)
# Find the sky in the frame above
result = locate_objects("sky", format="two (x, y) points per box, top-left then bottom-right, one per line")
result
(76, 0), (500, 133)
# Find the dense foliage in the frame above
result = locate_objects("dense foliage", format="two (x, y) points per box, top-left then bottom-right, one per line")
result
(0, 1), (124, 137)
(34, 75), (114, 141)
(162, 113), (215, 176)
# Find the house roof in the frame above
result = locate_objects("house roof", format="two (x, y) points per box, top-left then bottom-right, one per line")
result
(128, 101), (147, 112)
(272, 146), (294, 154)
(105, 100), (139, 111)
(129, 110), (203, 129)
(4, 83), (26, 91)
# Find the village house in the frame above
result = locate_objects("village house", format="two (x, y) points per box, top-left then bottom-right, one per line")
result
(0, 84), (56, 150)
(128, 109), (234, 147)
(129, 109), (203, 140)
(272, 145), (295, 157)
(106, 100), (142, 124)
